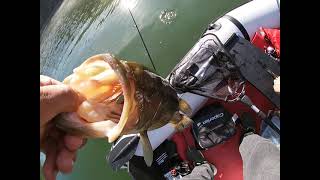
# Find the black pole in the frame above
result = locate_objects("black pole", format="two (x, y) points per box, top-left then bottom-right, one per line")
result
(128, 8), (157, 72)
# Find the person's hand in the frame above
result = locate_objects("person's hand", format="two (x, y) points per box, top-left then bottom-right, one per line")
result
(273, 76), (280, 94)
(40, 75), (86, 180)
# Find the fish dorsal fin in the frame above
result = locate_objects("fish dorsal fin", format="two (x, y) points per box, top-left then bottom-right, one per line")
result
(139, 130), (153, 167)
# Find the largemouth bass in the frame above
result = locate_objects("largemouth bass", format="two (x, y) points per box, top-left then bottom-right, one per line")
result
(55, 53), (193, 166)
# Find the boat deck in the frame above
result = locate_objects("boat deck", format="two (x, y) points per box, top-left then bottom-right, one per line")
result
(171, 82), (276, 180)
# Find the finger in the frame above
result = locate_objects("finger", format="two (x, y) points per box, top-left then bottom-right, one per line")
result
(40, 75), (63, 86)
(64, 135), (84, 151)
(73, 151), (77, 162)
(56, 148), (75, 174)
(43, 146), (58, 180)
(40, 85), (84, 124)
(80, 138), (87, 149)
(41, 125), (62, 149)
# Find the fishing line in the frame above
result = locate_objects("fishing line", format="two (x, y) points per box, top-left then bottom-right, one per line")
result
(127, 7), (157, 72)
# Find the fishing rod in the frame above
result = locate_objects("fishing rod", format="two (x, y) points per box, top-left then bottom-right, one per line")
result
(127, 6), (157, 72)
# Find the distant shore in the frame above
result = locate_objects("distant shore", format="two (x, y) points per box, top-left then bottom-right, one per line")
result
(40, 0), (63, 33)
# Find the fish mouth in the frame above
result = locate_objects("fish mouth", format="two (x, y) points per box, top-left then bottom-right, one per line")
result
(102, 54), (137, 142)
(57, 54), (138, 142)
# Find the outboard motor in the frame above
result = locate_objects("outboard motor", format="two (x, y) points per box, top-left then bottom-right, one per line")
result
(169, 0), (280, 117)
(169, 0), (280, 116)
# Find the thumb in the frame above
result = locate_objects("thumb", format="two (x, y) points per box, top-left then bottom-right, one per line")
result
(40, 84), (85, 125)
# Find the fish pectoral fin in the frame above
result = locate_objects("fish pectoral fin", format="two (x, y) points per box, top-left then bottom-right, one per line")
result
(140, 131), (153, 167)
(179, 99), (192, 117)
